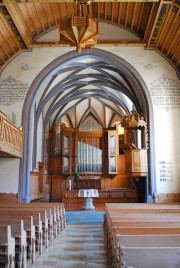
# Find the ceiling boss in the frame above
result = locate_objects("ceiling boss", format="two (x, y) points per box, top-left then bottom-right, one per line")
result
(59, 0), (99, 52)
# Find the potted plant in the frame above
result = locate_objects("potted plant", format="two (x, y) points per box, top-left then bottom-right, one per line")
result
(73, 172), (80, 190)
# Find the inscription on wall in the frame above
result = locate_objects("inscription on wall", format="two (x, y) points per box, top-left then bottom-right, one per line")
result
(151, 74), (180, 109)
(21, 64), (33, 71)
(144, 63), (158, 70)
(159, 161), (173, 182)
(0, 76), (29, 105)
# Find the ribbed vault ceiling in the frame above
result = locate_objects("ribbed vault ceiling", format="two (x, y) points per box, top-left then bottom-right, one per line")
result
(35, 55), (147, 130)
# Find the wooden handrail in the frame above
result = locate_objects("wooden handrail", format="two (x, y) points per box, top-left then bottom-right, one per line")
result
(0, 111), (24, 156)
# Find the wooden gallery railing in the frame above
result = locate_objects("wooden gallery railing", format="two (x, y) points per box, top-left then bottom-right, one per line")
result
(0, 111), (24, 158)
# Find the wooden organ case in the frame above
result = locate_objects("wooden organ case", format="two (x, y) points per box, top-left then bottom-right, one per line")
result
(120, 106), (148, 176)
(120, 106), (149, 202)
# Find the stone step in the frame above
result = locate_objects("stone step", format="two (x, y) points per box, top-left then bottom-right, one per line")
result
(28, 219), (108, 268)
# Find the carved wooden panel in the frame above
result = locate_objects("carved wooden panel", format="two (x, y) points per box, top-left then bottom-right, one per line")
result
(117, 155), (126, 174)
(52, 156), (61, 174)
(0, 193), (18, 203)
(154, 193), (180, 203)
(125, 149), (148, 176)
(30, 171), (43, 201)
(77, 178), (101, 190)
(51, 175), (64, 201)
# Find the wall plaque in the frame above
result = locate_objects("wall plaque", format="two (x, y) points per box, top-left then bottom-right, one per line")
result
(0, 76), (29, 105)
(151, 74), (180, 109)
(159, 160), (173, 182)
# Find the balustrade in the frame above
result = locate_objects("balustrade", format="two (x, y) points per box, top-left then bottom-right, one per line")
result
(0, 111), (24, 158)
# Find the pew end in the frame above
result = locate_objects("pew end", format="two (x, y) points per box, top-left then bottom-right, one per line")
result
(0, 225), (15, 267)
(119, 246), (180, 268)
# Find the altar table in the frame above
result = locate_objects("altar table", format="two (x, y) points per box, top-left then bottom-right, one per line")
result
(78, 189), (99, 210)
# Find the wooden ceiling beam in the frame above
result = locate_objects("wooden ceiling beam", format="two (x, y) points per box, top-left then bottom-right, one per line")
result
(98, 2), (100, 19)
(88, 2), (93, 18)
(33, 4), (45, 34)
(146, 1), (171, 48)
(0, 55), (6, 64)
(42, 3), (51, 29)
(137, 3), (144, 32)
(32, 40), (146, 47)
(161, 9), (179, 52)
(51, 4), (58, 26)
(118, 3), (121, 24)
(3, 0), (32, 48)
(0, 11), (21, 51)
(156, 4), (173, 49)
(111, 2), (114, 22)
(25, 4), (38, 34)
(65, 2), (70, 17)
(143, 2), (157, 42)
(171, 42), (180, 64)
(0, 32), (11, 59)
(167, 26), (180, 56)
(0, 26), (15, 55)
(58, 3), (62, 17)
(125, 2), (129, 27)
(5, 0), (160, 2)
(104, 2), (107, 20)
(131, 3), (136, 30)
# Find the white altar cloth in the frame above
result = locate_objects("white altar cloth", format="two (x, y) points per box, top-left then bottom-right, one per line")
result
(78, 189), (99, 210)
(78, 189), (99, 198)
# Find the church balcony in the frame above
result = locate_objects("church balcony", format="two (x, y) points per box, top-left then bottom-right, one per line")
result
(0, 111), (24, 158)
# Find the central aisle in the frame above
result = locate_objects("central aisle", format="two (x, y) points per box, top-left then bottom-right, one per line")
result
(28, 222), (108, 267)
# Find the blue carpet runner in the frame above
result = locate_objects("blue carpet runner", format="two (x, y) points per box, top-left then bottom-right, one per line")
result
(65, 211), (105, 224)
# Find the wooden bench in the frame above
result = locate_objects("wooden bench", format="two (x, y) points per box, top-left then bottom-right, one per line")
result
(0, 220), (26, 268)
(104, 203), (180, 267)
(0, 215), (36, 264)
(0, 202), (66, 234)
(0, 209), (48, 252)
(0, 202), (66, 268)
(116, 234), (180, 268)
(0, 225), (15, 268)
(0, 202), (66, 265)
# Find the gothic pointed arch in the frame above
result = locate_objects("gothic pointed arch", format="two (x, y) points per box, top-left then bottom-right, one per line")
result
(20, 48), (154, 203)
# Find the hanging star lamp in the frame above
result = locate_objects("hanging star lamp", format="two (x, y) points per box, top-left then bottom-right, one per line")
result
(59, 0), (99, 52)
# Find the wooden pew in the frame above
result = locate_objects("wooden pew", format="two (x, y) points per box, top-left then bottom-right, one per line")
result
(0, 202), (66, 266)
(119, 246), (180, 268)
(0, 202), (66, 236)
(105, 202), (180, 209)
(104, 212), (180, 245)
(0, 207), (51, 247)
(0, 202), (66, 251)
(0, 225), (15, 268)
(116, 234), (180, 268)
(0, 215), (36, 264)
(104, 203), (180, 267)
(0, 220), (26, 268)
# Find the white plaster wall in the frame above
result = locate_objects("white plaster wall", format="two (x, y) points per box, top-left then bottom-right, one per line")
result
(101, 46), (180, 193)
(154, 108), (180, 193)
(0, 159), (19, 193)
(0, 31), (179, 196)
(36, 22), (140, 43)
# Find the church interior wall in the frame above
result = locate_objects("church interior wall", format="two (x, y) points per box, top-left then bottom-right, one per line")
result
(0, 159), (19, 193)
(0, 29), (179, 198)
